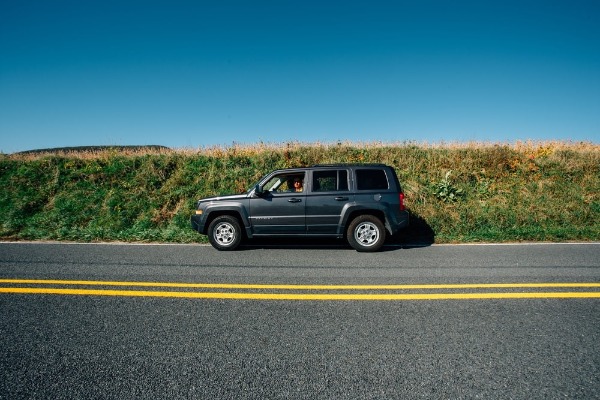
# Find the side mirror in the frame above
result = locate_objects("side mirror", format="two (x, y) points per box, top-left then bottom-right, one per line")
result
(254, 184), (265, 196)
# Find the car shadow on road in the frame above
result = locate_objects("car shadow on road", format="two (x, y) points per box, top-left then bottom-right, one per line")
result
(240, 237), (349, 250)
(388, 211), (436, 249)
(240, 211), (435, 251)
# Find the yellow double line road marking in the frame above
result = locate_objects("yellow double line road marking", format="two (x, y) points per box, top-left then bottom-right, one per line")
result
(1, 279), (600, 300)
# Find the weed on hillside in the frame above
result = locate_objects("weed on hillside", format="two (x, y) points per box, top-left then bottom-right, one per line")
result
(1, 141), (598, 243)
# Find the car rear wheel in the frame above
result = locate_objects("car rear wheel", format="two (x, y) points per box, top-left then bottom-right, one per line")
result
(347, 215), (386, 252)
(208, 215), (243, 251)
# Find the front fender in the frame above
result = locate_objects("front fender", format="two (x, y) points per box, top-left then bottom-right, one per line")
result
(201, 200), (251, 235)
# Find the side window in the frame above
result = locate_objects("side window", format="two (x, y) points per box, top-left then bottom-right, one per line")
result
(356, 169), (389, 190)
(263, 173), (305, 193)
(313, 170), (349, 192)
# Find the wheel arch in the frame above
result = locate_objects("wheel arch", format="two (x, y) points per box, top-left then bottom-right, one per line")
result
(342, 209), (387, 237)
(203, 210), (245, 236)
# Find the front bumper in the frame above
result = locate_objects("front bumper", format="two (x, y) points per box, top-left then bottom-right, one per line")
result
(190, 214), (206, 233)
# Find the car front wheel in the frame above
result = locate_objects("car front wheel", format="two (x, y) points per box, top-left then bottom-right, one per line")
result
(347, 215), (386, 252)
(208, 215), (243, 251)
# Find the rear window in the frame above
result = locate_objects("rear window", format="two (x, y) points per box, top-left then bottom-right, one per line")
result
(313, 170), (349, 192)
(356, 169), (389, 190)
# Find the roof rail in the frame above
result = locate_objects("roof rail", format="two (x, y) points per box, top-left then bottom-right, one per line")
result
(311, 163), (388, 167)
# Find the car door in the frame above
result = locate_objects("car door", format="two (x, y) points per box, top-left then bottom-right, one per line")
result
(305, 169), (354, 234)
(248, 172), (306, 234)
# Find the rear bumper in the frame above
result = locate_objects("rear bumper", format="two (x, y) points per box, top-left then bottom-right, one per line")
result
(388, 210), (409, 234)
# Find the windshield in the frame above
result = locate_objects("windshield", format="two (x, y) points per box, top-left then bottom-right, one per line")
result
(247, 174), (268, 192)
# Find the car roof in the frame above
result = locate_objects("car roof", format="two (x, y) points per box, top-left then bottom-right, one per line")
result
(312, 163), (388, 167)
(271, 164), (390, 173)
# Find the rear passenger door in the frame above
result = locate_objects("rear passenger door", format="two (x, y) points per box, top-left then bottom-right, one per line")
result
(306, 169), (354, 234)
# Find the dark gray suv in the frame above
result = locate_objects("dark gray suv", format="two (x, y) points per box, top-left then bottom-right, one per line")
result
(191, 164), (409, 252)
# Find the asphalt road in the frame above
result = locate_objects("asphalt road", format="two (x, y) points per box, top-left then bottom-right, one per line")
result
(1, 242), (599, 399)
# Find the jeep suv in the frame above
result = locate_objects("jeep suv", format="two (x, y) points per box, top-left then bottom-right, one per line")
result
(190, 164), (409, 252)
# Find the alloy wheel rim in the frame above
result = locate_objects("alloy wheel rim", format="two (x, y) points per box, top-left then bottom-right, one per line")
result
(355, 222), (379, 246)
(215, 223), (235, 245)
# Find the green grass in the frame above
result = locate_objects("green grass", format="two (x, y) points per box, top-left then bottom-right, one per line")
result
(1, 141), (598, 244)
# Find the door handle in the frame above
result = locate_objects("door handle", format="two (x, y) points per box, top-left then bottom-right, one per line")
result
(288, 198), (302, 203)
(334, 197), (349, 201)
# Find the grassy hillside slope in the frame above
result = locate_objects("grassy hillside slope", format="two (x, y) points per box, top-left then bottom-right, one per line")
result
(1, 142), (598, 244)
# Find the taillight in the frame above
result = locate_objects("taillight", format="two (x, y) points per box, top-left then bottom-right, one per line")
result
(399, 192), (406, 211)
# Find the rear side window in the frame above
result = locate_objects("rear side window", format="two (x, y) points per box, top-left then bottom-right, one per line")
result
(313, 170), (349, 192)
(356, 169), (389, 190)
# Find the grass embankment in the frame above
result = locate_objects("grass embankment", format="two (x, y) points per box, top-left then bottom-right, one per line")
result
(1, 142), (598, 244)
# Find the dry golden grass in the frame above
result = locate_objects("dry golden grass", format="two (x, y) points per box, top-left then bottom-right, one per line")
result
(6, 140), (598, 160)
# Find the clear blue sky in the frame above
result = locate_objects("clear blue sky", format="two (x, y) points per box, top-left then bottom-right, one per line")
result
(1, 0), (599, 153)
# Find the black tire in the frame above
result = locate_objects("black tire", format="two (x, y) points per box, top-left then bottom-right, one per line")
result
(346, 215), (386, 252)
(207, 215), (243, 251)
